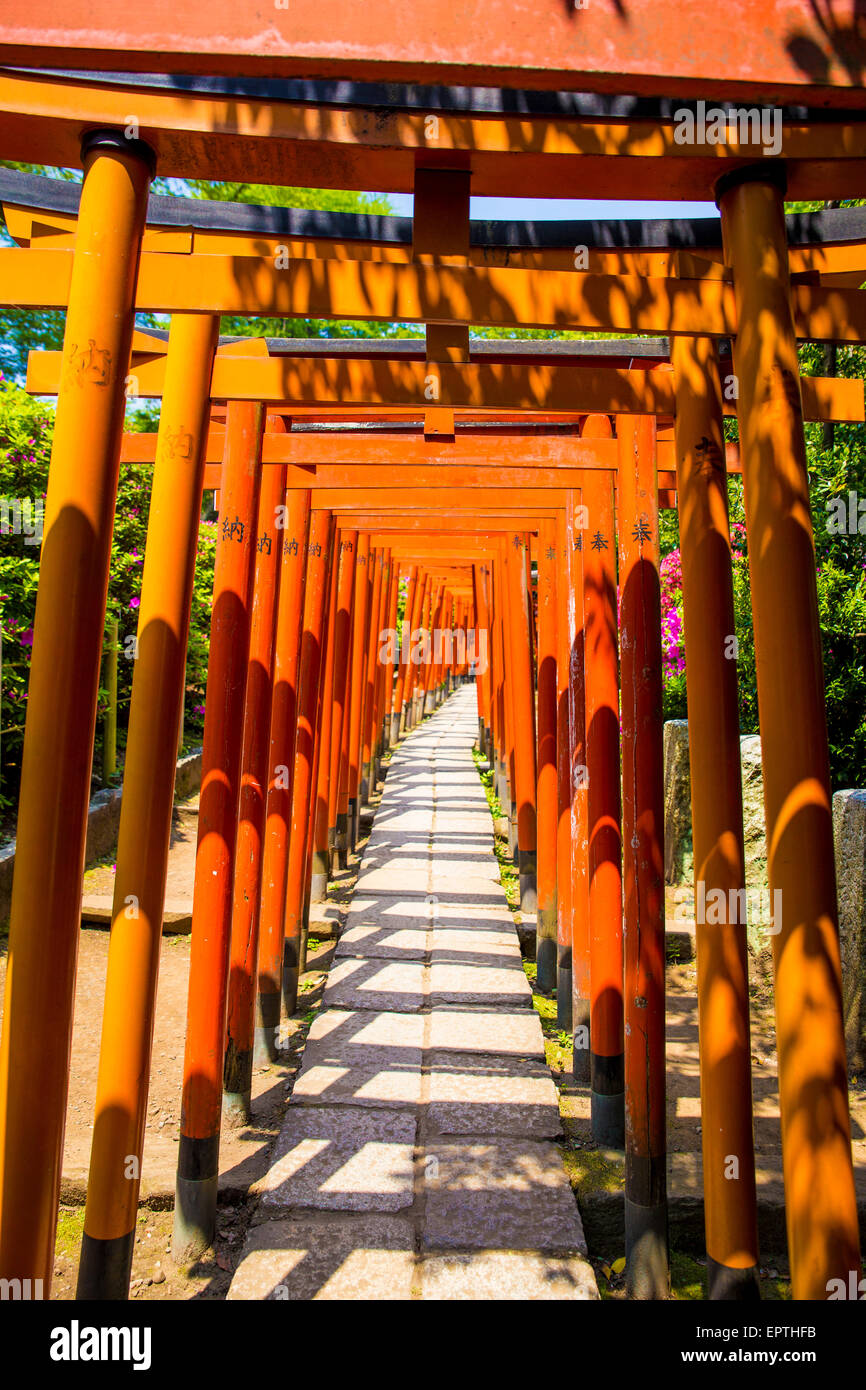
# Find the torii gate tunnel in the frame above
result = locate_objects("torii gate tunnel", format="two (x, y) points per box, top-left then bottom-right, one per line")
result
(0, 7), (864, 1305)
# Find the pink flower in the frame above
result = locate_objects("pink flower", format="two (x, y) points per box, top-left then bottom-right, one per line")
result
(20, 626), (34, 647)
(129, 597), (140, 610)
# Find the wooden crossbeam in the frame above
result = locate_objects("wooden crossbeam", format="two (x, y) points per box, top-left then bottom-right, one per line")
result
(30, 350), (861, 421)
(7, 246), (866, 343)
(6, 202), (866, 287)
(121, 427), (741, 475)
(0, 56), (864, 198)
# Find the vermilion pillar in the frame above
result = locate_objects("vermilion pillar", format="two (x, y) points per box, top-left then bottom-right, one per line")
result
(328, 531), (357, 871)
(490, 563), (507, 813)
(568, 490), (591, 1081)
(555, 507), (574, 1035)
(583, 424), (625, 1148)
(361, 547), (383, 799)
(415, 574), (432, 726)
(473, 563), (491, 757)
(174, 399), (265, 1262)
(0, 130), (153, 1295)
(301, 547), (335, 972)
(423, 579), (443, 716)
(404, 569), (425, 730)
(719, 167), (860, 1301)
(422, 580), (440, 714)
(283, 509), (333, 1015)
(536, 518), (558, 991)
(393, 565), (418, 739)
(310, 535), (340, 905)
(506, 533), (538, 918)
(372, 549), (392, 758)
(223, 419), (287, 1124)
(255, 487), (311, 1062)
(382, 558), (400, 750)
(347, 533), (371, 845)
(618, 413), (669, 1299)
(495, 553), (516, 853)
(77, 312), (217, 1301)
(671, 334), (759, 1300)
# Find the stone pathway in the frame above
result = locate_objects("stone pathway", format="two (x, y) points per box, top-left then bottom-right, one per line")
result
(228, 685), (598, 1300)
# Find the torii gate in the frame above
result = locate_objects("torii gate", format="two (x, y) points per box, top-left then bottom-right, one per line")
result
(0, 64), (862, 1307)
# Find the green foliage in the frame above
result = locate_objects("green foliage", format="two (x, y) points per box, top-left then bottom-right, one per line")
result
(0, 378), (52, 800)
(661, 338), (866, 790)
(0, 378), (215, 813)
(188, 180), (401, 342)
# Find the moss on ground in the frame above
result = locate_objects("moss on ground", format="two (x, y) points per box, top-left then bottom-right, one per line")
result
(54, 1206), (86, 1259)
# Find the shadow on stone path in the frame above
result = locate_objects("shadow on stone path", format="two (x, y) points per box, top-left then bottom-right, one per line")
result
(228, 685), (599, 1300)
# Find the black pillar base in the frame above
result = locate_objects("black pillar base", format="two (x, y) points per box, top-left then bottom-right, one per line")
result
(282, 936), (300, 1017)
(335, 811), (349, 869)
(310, 848), (329, 904)
(572, 994), (591, 1083)
(253, 989), (281, 1064)
(625, 1153), (669, 1299)
(590, 1051), (625, 1147)
(707, 1256), (761, 1301)
(77, 1228), (136, 1300)
(173, 1134), (220, 1263)
(536, 909), (558, 993)
(518, 848), (537, 920)
(222, 1037), (252, 1127)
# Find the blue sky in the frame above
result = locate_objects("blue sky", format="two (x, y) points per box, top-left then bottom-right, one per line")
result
(385, 194), (718, 221)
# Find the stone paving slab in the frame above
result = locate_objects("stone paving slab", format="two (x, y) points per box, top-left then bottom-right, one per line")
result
(429, 961), (532, 1008)
(322, 957), (429, 1012)
(355, 864), (432, 894)
(426, 1051), (562, 1138)
(229, 1214), (417, 1300)
(429, 1007), (546, 1059)
(291, 1046), (424, 1109)
(337, 921), (429, 961)
(419, 1250), (598, 1300)
(423, 1139), (588, 1253)
(428, 927), (523, 966)
(306, 1007), (427, 1053)
(427, 902), (517, 928)
(258, 1107), (418, 1214)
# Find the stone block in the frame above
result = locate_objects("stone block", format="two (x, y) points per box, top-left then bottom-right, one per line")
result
(834, 788), (866, 1071)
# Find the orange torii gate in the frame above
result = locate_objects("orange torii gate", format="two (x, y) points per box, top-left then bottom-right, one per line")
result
(0, 62), (861, 1310)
